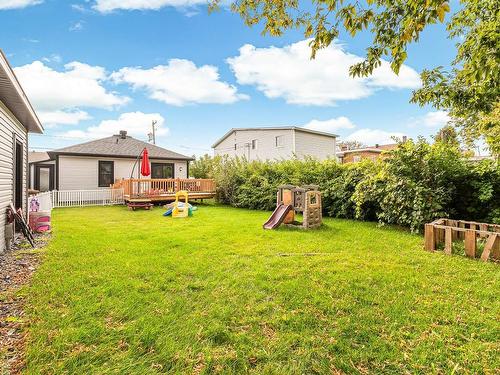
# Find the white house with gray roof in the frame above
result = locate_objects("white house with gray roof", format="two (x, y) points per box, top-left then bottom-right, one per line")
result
(212, 127), (338, 161)
(30, 131), (193, 191)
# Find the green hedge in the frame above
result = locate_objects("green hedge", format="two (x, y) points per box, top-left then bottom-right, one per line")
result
(191, 139), (499, 232)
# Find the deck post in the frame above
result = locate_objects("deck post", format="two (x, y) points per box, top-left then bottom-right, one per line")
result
(424, 224), (435, 252)
(464, 230), (476, 258)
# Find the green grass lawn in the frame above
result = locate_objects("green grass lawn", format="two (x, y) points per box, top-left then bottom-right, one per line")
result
(25, 204), (499, 374)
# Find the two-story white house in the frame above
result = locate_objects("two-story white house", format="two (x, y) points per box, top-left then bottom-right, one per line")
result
(212, 127), (338, 161)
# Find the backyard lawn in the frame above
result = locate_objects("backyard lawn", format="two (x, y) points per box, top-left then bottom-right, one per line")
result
(24, 204), (499, 374)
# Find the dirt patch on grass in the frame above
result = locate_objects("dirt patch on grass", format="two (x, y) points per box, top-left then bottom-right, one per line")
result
(0, 233), (49, 374)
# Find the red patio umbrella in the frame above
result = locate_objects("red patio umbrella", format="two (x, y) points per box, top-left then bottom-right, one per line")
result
(140, 148), (151, 177)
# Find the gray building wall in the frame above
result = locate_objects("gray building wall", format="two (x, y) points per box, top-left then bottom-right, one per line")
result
(294, 130), (337, 160)
(214, 128), (337, 161)
(214, 129), (295, 161)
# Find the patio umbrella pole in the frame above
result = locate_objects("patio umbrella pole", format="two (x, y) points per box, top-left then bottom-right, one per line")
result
(129, 148), (145, 197)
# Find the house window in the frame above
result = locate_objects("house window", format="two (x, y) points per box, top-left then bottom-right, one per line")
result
(353, 155), (361, 163)
(275, 135), (284, 147)
(251, 139), (257, 150)
(234, 144), (237, 150)
(151, 163), (174, 179)
(98, 161), (114, 187)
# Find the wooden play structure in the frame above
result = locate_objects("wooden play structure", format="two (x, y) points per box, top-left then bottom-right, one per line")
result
(263, 185), (322, 230)
(424, 219), (500, 262)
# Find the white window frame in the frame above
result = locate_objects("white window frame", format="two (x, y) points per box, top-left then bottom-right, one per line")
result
(251, 139), (258, 150)
(275, 135), (284, 148)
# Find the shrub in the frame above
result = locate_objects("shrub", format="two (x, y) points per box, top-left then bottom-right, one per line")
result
(194, 140), (499, 231)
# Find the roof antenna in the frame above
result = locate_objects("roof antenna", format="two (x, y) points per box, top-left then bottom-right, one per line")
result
(148, 120), (157, 145)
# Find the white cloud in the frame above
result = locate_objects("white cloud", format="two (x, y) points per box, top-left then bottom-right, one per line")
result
(93, 0), (207, 12)
(408, 110), (450, 128)
(227, 40), (421, 106)
(345, 129), (405, 145)
(0, 0), (42, 9)
(14, 60), (129, 127)
(303, 116), (356, 134)
(111, 59), (247, 106)
(60, 112), (167, 140)
(38, 110), (91, 128)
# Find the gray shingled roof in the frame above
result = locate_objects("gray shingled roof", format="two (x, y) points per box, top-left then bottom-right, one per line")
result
(50, 134), (193, 160)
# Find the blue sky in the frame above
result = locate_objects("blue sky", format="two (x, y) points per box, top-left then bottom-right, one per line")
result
(0, 0), (458, 156)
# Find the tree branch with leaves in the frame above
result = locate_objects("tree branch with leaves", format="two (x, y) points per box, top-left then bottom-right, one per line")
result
(211, 0), (499, 155)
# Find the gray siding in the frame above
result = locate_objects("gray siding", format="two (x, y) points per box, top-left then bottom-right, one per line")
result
(213, 128), (337, 161)
(58, 155), (189, 190)
(214, 129), (294, 161)
(294, 130), (337, 160)
(0, 100), (28, 252)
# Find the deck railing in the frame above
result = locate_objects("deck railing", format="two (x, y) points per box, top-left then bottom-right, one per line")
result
(112, 178), (216, 198)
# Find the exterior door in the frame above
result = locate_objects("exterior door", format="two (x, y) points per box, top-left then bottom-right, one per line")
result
(35, 165), (54, 192)
(14, 140), (23, 209)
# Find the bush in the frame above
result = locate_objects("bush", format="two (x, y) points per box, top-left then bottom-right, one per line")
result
(193, 140), (499, 232)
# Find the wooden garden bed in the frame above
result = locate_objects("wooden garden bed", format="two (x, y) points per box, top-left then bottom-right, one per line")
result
(424, 219), (500, 262)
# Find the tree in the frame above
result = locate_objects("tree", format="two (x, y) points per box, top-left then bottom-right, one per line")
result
(338, 140), (366, 150)
(210, 0), (499, 153)
(434, 125), (459, 147)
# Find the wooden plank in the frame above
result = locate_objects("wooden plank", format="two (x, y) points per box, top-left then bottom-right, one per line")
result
(491, 236), (500, 260)
(464, 230), (477, 258)
(479, 224), (488, 238)
(424, 224), (435, 252)
(480, 234), (497, 262)
(444, 227), (452, 255)
(432, 224), (494, 236)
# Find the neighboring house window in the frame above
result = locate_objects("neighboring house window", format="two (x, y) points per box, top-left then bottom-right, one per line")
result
(234, 144), (237, 150)
(251, 139), (257, 150)
(151, 163), (175, 179)
(353, 155), (361, 163)
(98, 161), (114, 187)
(275, 135), (284, 147)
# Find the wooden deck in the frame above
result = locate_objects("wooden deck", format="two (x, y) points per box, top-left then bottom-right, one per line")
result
(111, 178), (216, 202)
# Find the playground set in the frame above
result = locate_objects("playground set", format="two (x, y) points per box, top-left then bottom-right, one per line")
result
(263, 185), (322, 230)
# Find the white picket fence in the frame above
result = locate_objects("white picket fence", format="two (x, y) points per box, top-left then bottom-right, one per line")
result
(30, 189), (124, 210)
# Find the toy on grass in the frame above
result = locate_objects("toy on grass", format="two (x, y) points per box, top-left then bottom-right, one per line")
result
(263, 185), (322, 230)
(163, 201), (197, 217)
(163, 191), (197, 218)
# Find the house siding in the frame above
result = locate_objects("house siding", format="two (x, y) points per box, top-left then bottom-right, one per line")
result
(0, 100), (28, 252)
(214, 129), (295, 161)
(58, 155), (188, 190)
(294, 130), (337, 160)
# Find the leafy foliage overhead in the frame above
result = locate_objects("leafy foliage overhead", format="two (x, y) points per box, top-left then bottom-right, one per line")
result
(210, 0), (499, 154)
